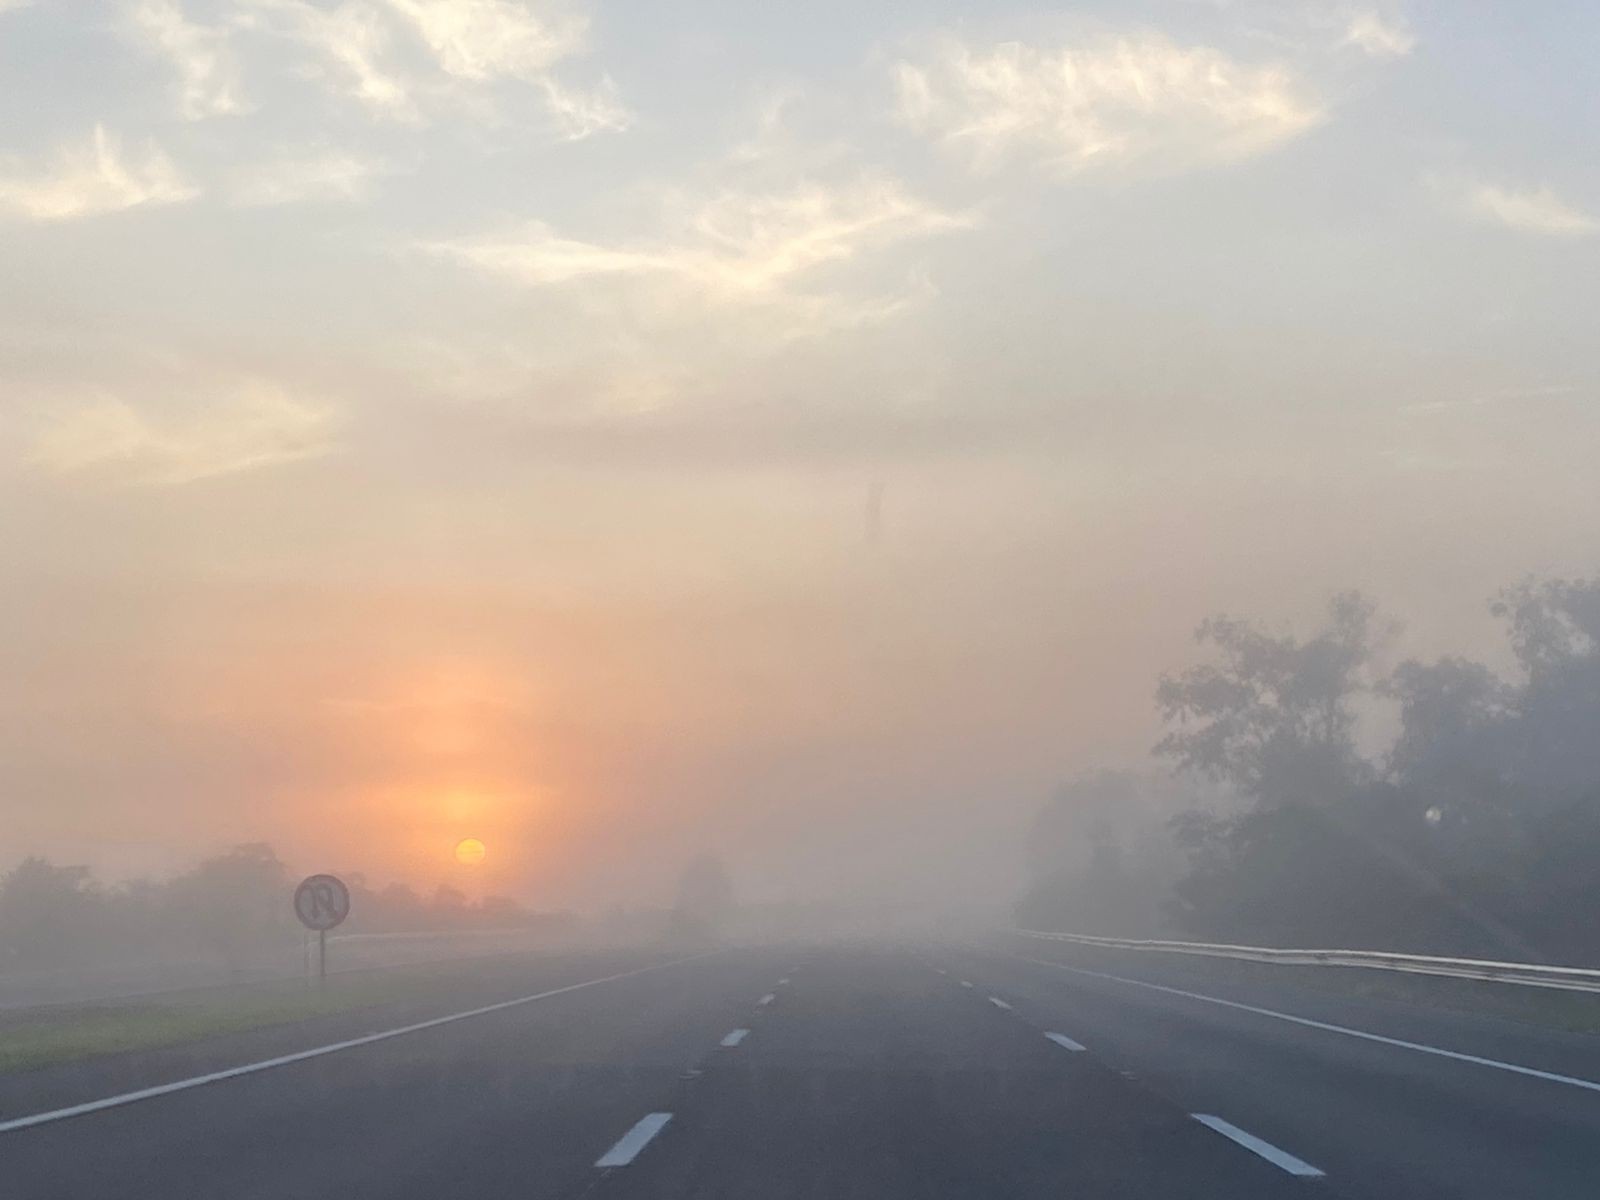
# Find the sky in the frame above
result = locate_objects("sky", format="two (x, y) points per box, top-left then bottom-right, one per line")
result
(0, 0), (1597, 911)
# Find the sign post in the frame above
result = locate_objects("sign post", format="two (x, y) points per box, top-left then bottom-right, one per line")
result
(293, 873), (351, 983)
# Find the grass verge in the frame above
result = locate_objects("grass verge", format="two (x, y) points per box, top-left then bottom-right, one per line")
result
(1030, 940), (1600, 1035)
(0, 969), (481, 1074)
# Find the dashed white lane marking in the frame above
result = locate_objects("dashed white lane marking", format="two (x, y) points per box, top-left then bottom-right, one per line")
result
(721, 1028), (750, 1047)
(988, 996), (1014, 1011)
(778, 977), (790, 985)
(959, 980), (974, 988)
(1045, 1032), (1086, 1052)
(595, 1112), (673, 1168)
(1010, 952), (1600, 1095)
(0, 952), (723, 1137)
(758, 992), (776, 1006)
(934, 968), (947, 976)
(1191, 1114), (1325, 1178)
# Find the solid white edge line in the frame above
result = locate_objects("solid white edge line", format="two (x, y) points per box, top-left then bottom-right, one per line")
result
(595, 1112), (673, 1168)
(1191, 1114), (1325, 1177)
(1045, 1032), (1085, 1052)
(720, 1028), (750, 1047)
(988, 996), (1013, 1010)
(758, 992), (776, 1006)
(0, 952), (723, 1136)
(1009, 951), (1600, 1095)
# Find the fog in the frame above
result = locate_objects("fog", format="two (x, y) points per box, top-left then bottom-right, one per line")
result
(3, 2), (1600, 976)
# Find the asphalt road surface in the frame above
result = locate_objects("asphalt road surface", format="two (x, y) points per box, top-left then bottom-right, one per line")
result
(4, 937), (1600, 1198)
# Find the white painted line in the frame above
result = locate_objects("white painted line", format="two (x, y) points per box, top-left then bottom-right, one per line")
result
(721, 1028), (750, 1047)
(1010, 952), (1600, 1095)
(1045, 1032), (1085, 1052)
(988, 996), (1014, 1011)
(595, 1112), (673, 1168)
(934, 968), (947, 976)
(1191, 1114), (1324, 1177)
(959, 980), (974, 988)
(0, 952), (722, 1137)
(758, 992), (776, 1006)
(778, 977), (790, 985)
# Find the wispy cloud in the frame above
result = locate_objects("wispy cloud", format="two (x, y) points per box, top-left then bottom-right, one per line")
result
(1462, 181), (1597, 237)
(1342, 11), (1416, 58)
(422, 177), (969, 300)
(894, 33), (1322, 179)
(230, 147), (391, 206)
(381, 0), (583, 80)
(29, 384), (338, 485)
(243, 0), (418, 120)
(539, 74), (630, 140)
(239, 0), (626, 134)
(0, 126), (197, 221)
(128, 0), (250, 119)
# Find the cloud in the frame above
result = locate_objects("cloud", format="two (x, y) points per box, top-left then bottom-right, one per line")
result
(230, 147), (391, 205)
(539, 74), (630, 140)
(128, 0), (250, 119)
(0, 126), (197, 221)
(1341, 11), (1416, 59)
(243, 0), (417, 119)
(380, 0), (584, 80)
(1344, 11), (1420, 59)
(414, 175), (970, 390)
(422, 177), (969, 301)
(894, 33), (1322, 179)
(1460, 181), (1596, 237)
(28, 384), (338, 485)
(240, 0), (626, 134)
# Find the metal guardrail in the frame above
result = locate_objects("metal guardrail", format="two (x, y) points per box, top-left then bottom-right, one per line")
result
(1015, 929), (1600, 994)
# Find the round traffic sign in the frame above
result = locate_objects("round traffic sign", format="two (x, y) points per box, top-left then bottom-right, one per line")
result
(293, 874), (351, 931)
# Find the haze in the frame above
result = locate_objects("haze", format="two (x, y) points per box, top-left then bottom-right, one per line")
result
(2, 0), (1597, 914)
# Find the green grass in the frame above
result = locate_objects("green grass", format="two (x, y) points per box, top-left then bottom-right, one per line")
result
(1272, 963), (1600, 1034)
(1088, 948), (1600, 1035)
(0, 970), (475, 1074)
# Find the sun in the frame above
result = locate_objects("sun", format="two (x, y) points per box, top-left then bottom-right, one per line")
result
(454, 837), (487, 866)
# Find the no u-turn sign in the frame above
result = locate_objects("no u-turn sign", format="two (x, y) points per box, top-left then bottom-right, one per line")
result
(294, 874), (350, 981)
(293, 874), (351, 931)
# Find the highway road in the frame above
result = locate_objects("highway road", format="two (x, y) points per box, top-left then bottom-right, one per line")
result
(4, 937), (1599, 1197)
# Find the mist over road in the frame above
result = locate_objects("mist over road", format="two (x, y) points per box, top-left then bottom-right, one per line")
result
(5, 937), (1600, 1198)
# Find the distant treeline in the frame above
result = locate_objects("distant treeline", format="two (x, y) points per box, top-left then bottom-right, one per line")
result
(0, 843), (574, 970)
(1021, 576), (1600, 966)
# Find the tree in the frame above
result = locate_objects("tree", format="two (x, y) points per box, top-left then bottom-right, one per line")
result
(478, 895), (525, 924)
(0, 857), (101, 966)
(431, 883), (468, 923)
(1151, 595), (1486, 948)
(373, 881), (425, 931)
(1490, 577), (1600, 800)
(1375, 578), (1600, 959)
(1017, 774), (1158, 935)
(1155, 592), (1384, 809)
(166, 842), (291, 962)
(1154, 579), (1600, 959)
(1385, 656), (1513, 788)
